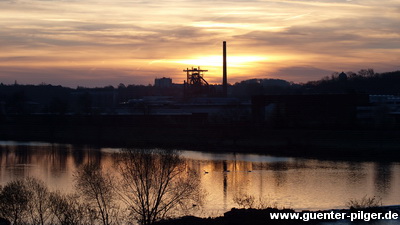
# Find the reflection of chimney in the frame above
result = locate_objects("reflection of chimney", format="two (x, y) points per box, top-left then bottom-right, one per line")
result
(223, 41), (227, 97)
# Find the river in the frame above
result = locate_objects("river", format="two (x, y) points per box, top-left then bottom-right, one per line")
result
(0, 141), (399, 217)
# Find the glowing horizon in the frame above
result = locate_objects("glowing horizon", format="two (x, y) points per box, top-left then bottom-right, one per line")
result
(0, 0), (399, 87)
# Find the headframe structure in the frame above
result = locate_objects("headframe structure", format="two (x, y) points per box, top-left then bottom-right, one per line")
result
(183, 66), (209, 87)
(183, 66), (209, 97)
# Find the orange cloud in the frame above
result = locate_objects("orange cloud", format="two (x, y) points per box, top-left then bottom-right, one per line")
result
(0, 0), (399, 87)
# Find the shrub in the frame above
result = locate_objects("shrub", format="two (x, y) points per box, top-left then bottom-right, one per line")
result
(346, 195), (382, 209)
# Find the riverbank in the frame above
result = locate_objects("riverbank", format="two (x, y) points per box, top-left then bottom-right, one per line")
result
(155, 206), (400, 225)
(1, 206), (399, 225)
(1, 114), (400, 161)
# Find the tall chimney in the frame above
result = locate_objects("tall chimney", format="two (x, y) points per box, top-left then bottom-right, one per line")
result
(223, 41), (227, 97)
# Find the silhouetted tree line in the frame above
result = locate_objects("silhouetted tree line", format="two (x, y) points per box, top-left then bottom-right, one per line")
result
(0, 83), (186, 115)
(0, 84), (72, 115)
(1, 69), (399, 115)
(0, 149), (201, 225)
(302, 69), (400, 95)
(231, 78), (300, 99)
(232, 69), (400, 97)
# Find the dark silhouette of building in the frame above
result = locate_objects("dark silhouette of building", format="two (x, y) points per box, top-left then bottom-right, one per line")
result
(338, 72), (348, 81)
(154, 77), (173, 88)
(252, 94), (369, 127)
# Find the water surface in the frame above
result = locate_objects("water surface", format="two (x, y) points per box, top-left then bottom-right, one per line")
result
(0, 141), (399, 216)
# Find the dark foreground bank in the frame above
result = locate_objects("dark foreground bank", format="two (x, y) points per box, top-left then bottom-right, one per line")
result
(2, 206), (399, 225)
(1, 114), (400, 161)
(155, 206), (400, 225)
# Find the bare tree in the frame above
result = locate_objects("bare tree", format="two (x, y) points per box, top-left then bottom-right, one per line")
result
(0, 179), (31, 225)
(74, 163), (119, 225)
(116, 149), (201, 225)
(233, 192), (255, 209)
(358, 68), (375, 77)
(49, 192), (91, 225)
(25, 177), (52, 225)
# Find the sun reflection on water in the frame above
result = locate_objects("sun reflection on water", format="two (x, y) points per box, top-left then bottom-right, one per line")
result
(0, 142), (400, 216)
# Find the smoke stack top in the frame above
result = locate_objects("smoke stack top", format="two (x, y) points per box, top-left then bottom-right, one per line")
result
(223, 41), (227, 97)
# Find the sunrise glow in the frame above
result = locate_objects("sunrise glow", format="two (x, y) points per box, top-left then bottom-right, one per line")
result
(174, 55), (268, 68)
(0, 0), (399, 87)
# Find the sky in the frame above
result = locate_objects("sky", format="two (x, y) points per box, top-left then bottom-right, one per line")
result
(0, 0), (399, 87)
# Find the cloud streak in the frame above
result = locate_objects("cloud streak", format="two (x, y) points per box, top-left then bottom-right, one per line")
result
(0, 0), (399, 86)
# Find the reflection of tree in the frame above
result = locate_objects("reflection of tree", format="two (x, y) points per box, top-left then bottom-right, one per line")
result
(15, 145), (31, 165)
(268, 162), (288, 188)
(72, 146), (102, 168)
(49, 145), (69, 174)
(116, 149), (201, 225)
(345, 162), (366, 186)
(374, 163), (392, 196)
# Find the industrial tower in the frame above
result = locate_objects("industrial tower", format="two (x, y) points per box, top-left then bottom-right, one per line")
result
(183, 66), (210, 97)
(223, 41), (227, 97)
(184, 67), (209, 87)
(182, 41), (228, 98)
